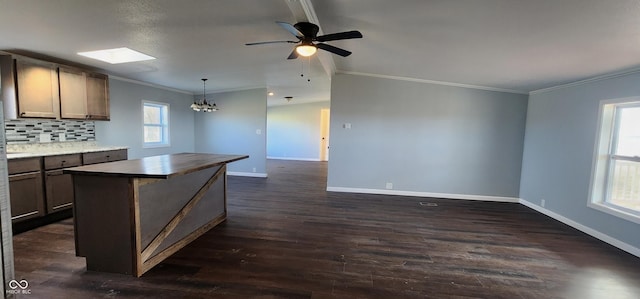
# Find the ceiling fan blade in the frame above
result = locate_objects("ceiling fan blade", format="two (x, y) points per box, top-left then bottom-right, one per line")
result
(245, 40), (297, 46)
(315, 30), (363, 42)
(287, 48), (299, 60)
(316, 43), (352, 57)
(277, 21), (304, 38)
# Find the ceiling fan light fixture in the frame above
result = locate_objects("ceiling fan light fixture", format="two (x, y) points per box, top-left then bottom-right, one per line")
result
(296, 44), (317, 57)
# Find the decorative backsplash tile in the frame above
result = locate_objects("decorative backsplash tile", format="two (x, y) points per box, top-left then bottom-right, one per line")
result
(4, 119), (95, 144)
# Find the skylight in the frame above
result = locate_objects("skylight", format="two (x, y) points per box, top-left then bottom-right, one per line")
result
(77, 47), (155, 64)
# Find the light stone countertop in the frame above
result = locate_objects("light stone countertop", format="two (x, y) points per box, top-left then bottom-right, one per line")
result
(5, 141), (128, 160)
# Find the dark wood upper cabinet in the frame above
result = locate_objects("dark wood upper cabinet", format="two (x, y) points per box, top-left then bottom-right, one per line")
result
(15, 58), (60, 119)
(59, 67), (110, 120)
(59, 67), (88, 119)
(1, 53), (110, 120)
(85, 72), (110, 120)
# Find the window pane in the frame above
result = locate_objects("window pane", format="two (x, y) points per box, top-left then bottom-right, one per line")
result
(609, 160), (640, 211)
(143, 101), (169, 147)
(161, 106), (168, 123)
(615, 106), (640, 157)
(144, 126), (161, 143)
(144, 105), (161, 125)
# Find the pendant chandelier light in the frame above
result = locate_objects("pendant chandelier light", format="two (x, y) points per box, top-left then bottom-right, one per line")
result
(190, 78), (218, 112)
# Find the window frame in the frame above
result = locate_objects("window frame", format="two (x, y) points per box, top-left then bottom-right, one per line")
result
(588, 97), (640, 224)
(142, 100), (170, 148)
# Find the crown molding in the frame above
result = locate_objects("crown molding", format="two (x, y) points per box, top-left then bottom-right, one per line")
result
(336, 70), (529, 95)
(111, 75), (267, 96)
(205, 85), (267, 95)
(530, 67), (640, 95)
(109, 75), (193, 95)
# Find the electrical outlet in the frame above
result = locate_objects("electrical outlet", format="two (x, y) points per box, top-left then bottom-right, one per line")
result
(39, 133), (51, 143)
(252, 167), (257, 173)
(385, 182), (393, 189)
(541, 199), (546, 207)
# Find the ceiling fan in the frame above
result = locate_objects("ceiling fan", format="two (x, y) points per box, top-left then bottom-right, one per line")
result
(245, 21), (363, 59)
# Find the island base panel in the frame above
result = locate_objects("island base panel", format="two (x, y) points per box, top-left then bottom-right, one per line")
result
(135, 165), (227, 273)
(73, 176), (134, 274)
(72, 162), (230, 276)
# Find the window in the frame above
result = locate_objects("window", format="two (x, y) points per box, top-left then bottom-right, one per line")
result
(589, 98), (640, 223)
(143, 101), (170, 147)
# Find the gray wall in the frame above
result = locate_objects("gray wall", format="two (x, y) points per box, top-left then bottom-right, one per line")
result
(95, 78), (195, 159)
(327, 74), (528, 199)
(267, 101), (330, 161)
(520, 72), (640, 250)
(194, 88), (267, 176)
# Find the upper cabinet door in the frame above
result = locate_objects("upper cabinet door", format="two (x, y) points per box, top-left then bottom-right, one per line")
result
(59, 67), (88, 119)
(15, 58), (60, 118)
(86, 72), (109, 120)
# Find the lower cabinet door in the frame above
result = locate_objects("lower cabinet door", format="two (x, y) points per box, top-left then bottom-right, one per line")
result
(9, 171), (45, 222)
(45, 170), (74, 213)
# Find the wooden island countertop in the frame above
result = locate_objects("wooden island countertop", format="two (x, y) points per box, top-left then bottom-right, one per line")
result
(65, 152), (248, 277)
(63, 153), (248, 179)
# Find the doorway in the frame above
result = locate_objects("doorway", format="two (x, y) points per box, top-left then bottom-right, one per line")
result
(320, 108), (330, 161)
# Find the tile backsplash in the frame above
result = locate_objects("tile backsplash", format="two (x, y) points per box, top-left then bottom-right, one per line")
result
(4, 119), (95, 144)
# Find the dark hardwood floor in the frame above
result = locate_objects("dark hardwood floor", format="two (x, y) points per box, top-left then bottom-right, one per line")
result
(12, 160), (640, 298)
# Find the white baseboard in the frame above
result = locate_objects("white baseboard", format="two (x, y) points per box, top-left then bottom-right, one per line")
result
(267, 156), (322, 162)
(227, 172), (268, 178)
(325, 187), (520, 203)
(519, 199), (640, 258)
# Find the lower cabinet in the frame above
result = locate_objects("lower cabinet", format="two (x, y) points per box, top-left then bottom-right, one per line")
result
(45, 169), (75, 213)
(9, 149), (128, 225)
(43, 153), (82, 213)
(8, 157), (45, 222)
(9, 171), (45, 222)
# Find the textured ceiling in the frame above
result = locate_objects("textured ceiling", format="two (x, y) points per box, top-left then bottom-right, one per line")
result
(315, 0), (640, 92)
(2, 0), (640, 106)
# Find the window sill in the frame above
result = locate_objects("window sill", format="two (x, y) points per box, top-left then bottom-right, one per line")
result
(143, 143), (170, 149)
(588, 202), (640, 224)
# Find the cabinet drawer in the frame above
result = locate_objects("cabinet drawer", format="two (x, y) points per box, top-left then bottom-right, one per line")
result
(8, 157), (41, 175)
(44, 153), (82, 170)
(82, 149), (127, 165)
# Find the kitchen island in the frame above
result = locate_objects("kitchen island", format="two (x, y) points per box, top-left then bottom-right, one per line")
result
(64, 153), (248, 276)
